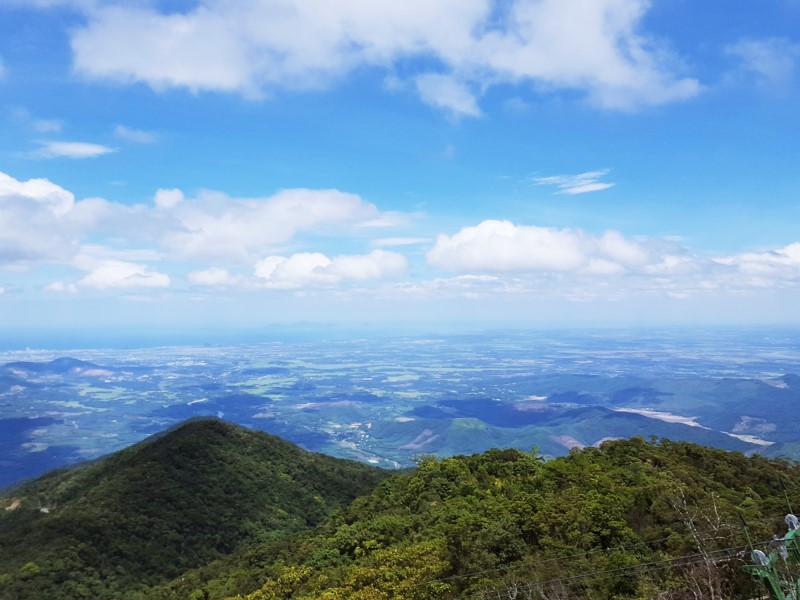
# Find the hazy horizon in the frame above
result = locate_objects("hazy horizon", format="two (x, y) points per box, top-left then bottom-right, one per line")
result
(2, 322), (800, 353)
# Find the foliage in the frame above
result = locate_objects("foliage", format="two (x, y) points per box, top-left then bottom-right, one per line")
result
(0, 418), (388, 600)
(4, 420), (800, 600)
(201, 439), (800, 600)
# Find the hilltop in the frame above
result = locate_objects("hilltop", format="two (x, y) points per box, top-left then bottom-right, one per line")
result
(0, 418), (389, 599)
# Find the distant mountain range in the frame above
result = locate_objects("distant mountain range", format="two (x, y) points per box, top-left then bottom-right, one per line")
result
(2, 357), (110, 376)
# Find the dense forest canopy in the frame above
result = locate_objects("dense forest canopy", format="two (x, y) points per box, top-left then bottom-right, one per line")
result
(3, 419), (800, 599)
(0, 419), (388, 599)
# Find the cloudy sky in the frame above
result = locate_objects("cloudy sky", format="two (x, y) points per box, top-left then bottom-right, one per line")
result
(1, 0), (799, 339)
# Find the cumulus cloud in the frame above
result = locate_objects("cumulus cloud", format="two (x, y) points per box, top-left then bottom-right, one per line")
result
(46, 246), (171, 292)
(162, 188), (382, 263)
(427, 220), (653, 274)
(424, 220), (800, 303)
(45, 281), (77, 294)
(415, 74), (480, 117)
(10, 168), (800, 305)
(0, 171), (82, 262)
(67, 0), (700, 113)
(714, 243), (800, 283)
(473, 0), (700, 110)
(154, 188), (184, 210)
(0, 171), (75, 216)
(254, 249), (408, 289)
(114, 124), (158, 143)
(533, 169), (615, 195)
(77, 261), (170, 290)
(0, 171), (404, 274)
(187, 267), (241, 287)
(0, 171), (133, 268)
(28, 140), (116, 159)
(727, 38), (800, 91)
(48, 263), (170, 293)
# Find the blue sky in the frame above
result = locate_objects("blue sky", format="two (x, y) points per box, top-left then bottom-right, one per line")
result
(1, 0), (799, 339)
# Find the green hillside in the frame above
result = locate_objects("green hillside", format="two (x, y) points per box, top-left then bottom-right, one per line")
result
(155, 439), (800, 600)
(369, 406), (755, 460)
(0, 418), (389, 600)
(4, 418), (800, 600)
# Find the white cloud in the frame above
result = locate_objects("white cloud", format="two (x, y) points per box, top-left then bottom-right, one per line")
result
(328, 250), (409, 280)
(254, 249), (408, 289)
(0, 172), (83, 263)
(533, 169), (615, 195)
(100, 187), (393, 265)
(425, 223), (800, 303)
(14, 168), (800, 306)
(187, 267), (240, 287)
(48, 259), (170, 292)
(0, 55), (6, 81)
(642, 254), (698, 276)
(0, 171), (75, 216)
(154, 188), (184, 209)
(255, 253), (334, 288)
(45, 281), (78, 294)
(68, 0), (700, 113)
(427, 220), (652, 274)
(39, 242), (169, 292)
(79, 261), (170, 290)
(415, 74), (480, 117)
(162, 188), (381, 263)
(28, 140), (115, 159)
(727, 38), (800, 91)
(114, 124), (158, 143)
(0, 171), (405, 273)
(714, 243), (800, 280)
(472, 0), (700, 110)
(45, 247), (172, 292)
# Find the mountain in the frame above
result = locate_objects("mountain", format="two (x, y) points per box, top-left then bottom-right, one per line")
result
(0, 418), (389, 600)
(4, 419), (800, 600)
(369, 403), (756, 460)
(149, 437), (800, 600)
(1, 357), (112, 376)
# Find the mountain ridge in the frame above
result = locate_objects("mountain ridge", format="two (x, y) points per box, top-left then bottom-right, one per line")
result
(4, 417), (800, 600)
(0, 417), (389, 599)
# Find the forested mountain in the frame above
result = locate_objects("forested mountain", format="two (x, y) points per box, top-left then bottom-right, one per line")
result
(149, 437), (800, 600)
(3, 419), (800, 600)
(0, 418), (388, 599)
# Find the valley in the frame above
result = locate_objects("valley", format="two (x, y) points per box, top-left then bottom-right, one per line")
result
(2, 328), (799, 488)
